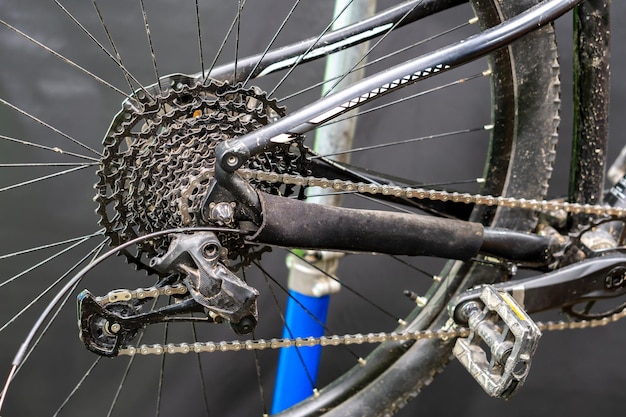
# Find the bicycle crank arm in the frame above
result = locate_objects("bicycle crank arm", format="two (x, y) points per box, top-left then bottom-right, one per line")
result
(449, 254), (626, 322)
(252, 192), (558, 264)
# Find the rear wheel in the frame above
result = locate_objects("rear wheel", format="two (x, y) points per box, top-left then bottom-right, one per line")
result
(0, 1), (559, 416)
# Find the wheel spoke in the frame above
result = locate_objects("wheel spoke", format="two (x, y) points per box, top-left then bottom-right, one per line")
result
(194, 0), (206, 80)
(0, 164), (93, 193)
(0, 231), (104, 289)
(251, 332), (269, 416)
(321, 72), (490, 128)
(12, 241), (107, 381)
(242, 0), (302, 87)
(138, 0), (161, 93)
(91, 0), (154, 100)
(191, 323), (211, 417)
(52, 0), (147, 98)
(0, 134), (99, 162)
(0, 97), (102, 157)
(324, 19), (473, 97)
(284, 251), (404, 326)
(278, 12), (472, 103)
(321, 0), (422, 98)
(241, 269), (269, 414)
(0, 19), (129, 99)
(0, 240), (107, 333)
(107, 299), (159, 417)
(255, 262), (318, 391)
(107, 357), (135, 417)
(234, 0), (244, 81)
(155, 315), (169, 417)
(311, 126), (489, 159)
(53, 357), (102, 417)
(0, 162), (97, 168)
(204, 0), (249, 83)
(0, 231), (103, 260)
(268, 0), (356, 97)
(254, 258), (367, 365)
(13, 278), (80, 377)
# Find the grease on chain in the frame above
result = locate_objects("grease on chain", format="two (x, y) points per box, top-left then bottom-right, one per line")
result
(108, 169), (626, 357)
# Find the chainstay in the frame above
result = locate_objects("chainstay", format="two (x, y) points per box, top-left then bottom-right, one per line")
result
(239, 168), (626, 218)
(98, 285), (626, 357)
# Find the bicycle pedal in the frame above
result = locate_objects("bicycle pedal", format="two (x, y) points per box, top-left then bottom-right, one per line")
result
(452, 285), (541, 399)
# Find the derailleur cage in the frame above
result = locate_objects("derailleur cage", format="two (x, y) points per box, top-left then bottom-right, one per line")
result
(77, 289), (207, 356)
(77, 231), (260, 356)
(77, 290), (141, 357)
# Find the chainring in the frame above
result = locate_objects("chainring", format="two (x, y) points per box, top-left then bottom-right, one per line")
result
(95, 74), (307, 273)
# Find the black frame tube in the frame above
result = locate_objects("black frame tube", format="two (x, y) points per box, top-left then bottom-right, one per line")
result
(253, 193), (557, 265)
(253, 192), (484, 260)
(569, 0), (611, 226)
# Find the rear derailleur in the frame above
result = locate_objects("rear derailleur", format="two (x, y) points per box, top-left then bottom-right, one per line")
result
(78, 232), (259, 357)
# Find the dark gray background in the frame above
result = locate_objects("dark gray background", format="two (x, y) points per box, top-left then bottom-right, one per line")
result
(1, 1), (626, 416)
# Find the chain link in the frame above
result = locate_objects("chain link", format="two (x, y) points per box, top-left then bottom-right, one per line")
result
(94, 284), (188, 305)
(117, 328), (471, 357)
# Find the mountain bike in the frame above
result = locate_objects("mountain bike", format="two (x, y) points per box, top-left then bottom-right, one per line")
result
(1, 0), (625, 416)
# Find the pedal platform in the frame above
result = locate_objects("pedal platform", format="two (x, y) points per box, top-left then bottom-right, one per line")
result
(452, 285), (541, 399)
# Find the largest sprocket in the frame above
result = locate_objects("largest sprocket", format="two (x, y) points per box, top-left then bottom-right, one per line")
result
(95, 74), (307, 273)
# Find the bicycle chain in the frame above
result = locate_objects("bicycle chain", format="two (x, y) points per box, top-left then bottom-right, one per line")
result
(238, 168), (626, 218)
(109, 283), (626, 357)
(101, 169), (626, 357)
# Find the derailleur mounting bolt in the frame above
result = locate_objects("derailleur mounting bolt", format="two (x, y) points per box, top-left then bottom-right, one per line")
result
(209, 202), (236, 225)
